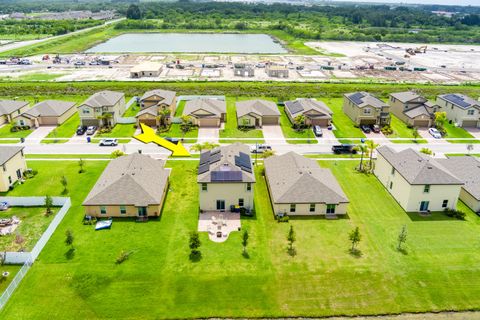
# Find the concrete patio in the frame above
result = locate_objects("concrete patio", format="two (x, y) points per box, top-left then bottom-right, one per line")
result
(198, 211), (241, 243)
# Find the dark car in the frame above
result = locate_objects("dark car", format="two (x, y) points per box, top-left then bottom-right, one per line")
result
(360, 125), (371, 133)
(313, 125), (323, 137)
(76, 126), (87, 135)
(332, 144), (357, 155)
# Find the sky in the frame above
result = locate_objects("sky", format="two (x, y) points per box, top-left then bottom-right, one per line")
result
(335, 0), (479, 5)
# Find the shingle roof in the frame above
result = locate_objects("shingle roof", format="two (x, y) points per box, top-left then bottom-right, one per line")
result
(390, 91), (425, 103)
(285, 99), (333, 118)
(345, 92), (388, 109)
(183, 98), (226, 118)
(236, 99), (280, 118)
(83, 153), (170, 207)
(0, 146), (23, 165)
(197, 143), (255, 183)
(264, 152), (348, 204)
(82, 91), (124, 108)
(135, 105), (158, 118)
(140, 89), (176, 106)
(22, 100), (76, 118)
(438, 93), (480, 109)
(437, 156), (480, 201)
(0, 100), (28, 116)
(377, 146), (463, 185)
(404, 105), (433, 119)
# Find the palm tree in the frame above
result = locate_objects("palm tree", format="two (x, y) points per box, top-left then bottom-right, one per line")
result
(354, 144), (368, 172)
(156, 108), (171, 128)
(293, 115), (306, 131)
(365, 140), (379, 171)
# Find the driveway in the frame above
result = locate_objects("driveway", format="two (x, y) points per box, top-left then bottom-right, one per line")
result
(198, 127), (219, 144)
(25, 126), (56, 144)
(316, 128), (338, 144)
(363, 130), (389, 143)
(262, 125), (286, 145)
(417, 128), (446, 144)
(466, 128), (480, 140)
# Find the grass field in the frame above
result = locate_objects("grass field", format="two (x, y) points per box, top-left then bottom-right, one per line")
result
(443, 122), (480, 144)
(279, 106), (317, 144)
(323, 98), (365, 144)
(0, 125), (32, 139)
(388, 115), (427, 144)
(219, 97), (264, 143)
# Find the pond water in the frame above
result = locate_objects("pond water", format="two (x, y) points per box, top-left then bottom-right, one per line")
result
(85, 33), (287, 54)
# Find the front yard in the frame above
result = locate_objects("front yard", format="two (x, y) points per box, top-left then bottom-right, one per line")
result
(443, 122), (480, 144)
(219, 97), (264, 143)
(322, 98), (365, 144)
(387, 115), (427, 144)
(279, 106), (317, 144)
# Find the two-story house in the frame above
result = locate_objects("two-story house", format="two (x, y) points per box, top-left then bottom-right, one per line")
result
(389, 91), (438, 127)
(78, 91), (125, 127)
(136, 89), (177, 127)
(343, 92), (390, 126)
(436, 93), (480, 127)
(0, 146), (27, 192)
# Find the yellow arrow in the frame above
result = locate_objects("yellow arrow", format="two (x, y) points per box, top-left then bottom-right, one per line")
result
(133, 123), (191, 157)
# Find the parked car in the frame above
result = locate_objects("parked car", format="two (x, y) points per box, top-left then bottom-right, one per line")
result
(165, 137), (179, 145)
(360, 125), (371, 133)
(428, 127), (442, 139)
(86, 126), (97, 135)
(99, 138), (118, 146)
(76, 126), (87, 135)
(372, 124), (381, 133)
(313, 125), (323, 137)
(332, 144), (357, 154)
(251, 144), (272, 154)
(74, 60), (85, 66)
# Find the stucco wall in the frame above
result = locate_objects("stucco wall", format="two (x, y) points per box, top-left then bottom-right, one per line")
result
(272, 202), (348, 216)
(437, 97), (479, 127)
(84, 204), (162, 218)
(199, 182), (254, 211)
(459, 188), (480, 213)
(0, 151), (27, 192)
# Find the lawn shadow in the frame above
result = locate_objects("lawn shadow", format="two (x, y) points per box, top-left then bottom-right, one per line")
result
(349, 248), (362, 258)
(397, 247), (408, 255)
(287, 247), (297, 257)
(65, 248), (75, 260)
(288, 214), (350, 221)
(189, 251), (202, 263)
(406, 211), (458, 222)
(242, 251), (250, 259)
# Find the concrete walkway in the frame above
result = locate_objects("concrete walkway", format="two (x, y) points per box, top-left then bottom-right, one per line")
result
(262, 125), (286, 145)
(466, 128), (480, 139)
(198, 127), (219, 144)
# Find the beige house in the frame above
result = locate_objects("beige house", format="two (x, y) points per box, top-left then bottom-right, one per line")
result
(198, 144), (255, 212)
(83, 153), (170, 219)
(436, 94), (480, 127)
(375, 146), (463, 212)
(136, 89), (177, 127)
(130, 62), (162, 78)
(15, 100), (76, 128)
(343, 92), (391, 126)
(389, 91), (437, 127)
(0, 146), (27, 192)
(0, 100), (29, 126)
(183, 98), (226, 127)
(236, 99), (280, 127)
(78, 91), (125, 127)
(264, 152), (349, 217)
(437, 156), (480, 213)
(285, 98), (333, 127)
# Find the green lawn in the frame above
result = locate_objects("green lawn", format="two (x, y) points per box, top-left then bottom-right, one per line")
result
(0, 124), (32, 139)
(155, 100), (198, 143)
(322, 98), (365, 144)
(443, 122), (480, 144)
(219, 97), (264, 143)
(95, 124), (135, 139)
(387, 115), (427, 144)
(42, 113), (80, 144)
(25, 154), (113, 159)
(279, 106), (317, 144)
(0, 265), (22, 294)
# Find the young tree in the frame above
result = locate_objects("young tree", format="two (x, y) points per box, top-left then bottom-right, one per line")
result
(287, 225), (296, 255)
(180, 115), (193, 136)
(189, 231), (202, 260)
(397, 225), (407, 251)
(412, 127), (419, 142)
(354, 144), (368, 171)
(44, 195), (53, 216)
(60, 175), (68, 194)
(349, 227), (361, 252)
(78, 158), (85, 173)
(242, 229), (249, 255)
(111, 150), (125, 158)
(65, 229), (74, 249)
(293, 115), (305, 130)
(157, 109), (171, 128)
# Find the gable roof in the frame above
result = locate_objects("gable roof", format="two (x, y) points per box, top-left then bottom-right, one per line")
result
(82, 91), (124, 108)
(183, 98), (226, 118)
(404, 105), (434, 119)
(83, 153), (170, 207)
(22, 100), (76, 118)
(390, 91), (426, 103)
(437, 156), (480, 201)
(285, 98), (333, 118)
(264, 152), (348, 204)
(0, 100), (28, 116)
(0, 146), (23, 165)
(438, 93), (480, 109)
(197, 143), (255, 183)
(377, 146), (463, 185)
(345, 92), (388, 109)
(236, 99), (280, 118)
(140, 89), (176, 106)
(136, 105), (158, 118)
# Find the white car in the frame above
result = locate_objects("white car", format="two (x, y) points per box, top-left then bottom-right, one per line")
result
(251, 144), (272, 154)
(99, 138), (118, 146)
(86, 126), (97, 135)
(428, 127), (442, 139)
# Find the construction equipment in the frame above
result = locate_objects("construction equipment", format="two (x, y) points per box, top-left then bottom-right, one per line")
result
(406, 48), (416, 56)
(414, 46), (427, 54)
(52, 54), (62, 64)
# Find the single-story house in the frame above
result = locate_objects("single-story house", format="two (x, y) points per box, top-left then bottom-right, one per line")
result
(264, 152), (349, 217)
(374, 146), (463, 212)
(266, 65), (289, 78)
(437, 156), (480, 213)
(198, 143), (255, 212)
(343, 92), (391, 126)
(284, 98), (333, 127)
(233, 64), (254, 77)
(130, 62), (163, 78)
(83, 153), (170, 219)
(436, 93), (480, 127)
(183, 98), (226, 127)
(15, 100), (76, 128)
(78, 90), (125, 127)
(236, 99), (280, 127)
(0, 146), (27, 192)
(389, 91), (438, 127)
(136, 89), (177, 127)
(0, 100), (29, 126)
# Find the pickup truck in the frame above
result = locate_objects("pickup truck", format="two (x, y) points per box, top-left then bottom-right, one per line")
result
(332, 144), (357, 154)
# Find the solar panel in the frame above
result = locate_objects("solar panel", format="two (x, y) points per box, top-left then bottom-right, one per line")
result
(209, 152), (222, 164)
(444, 94), (471, 109)
(235, 152), (252, 172)
(199, 151), (211, 165)
(198, 164), (210, 174)
(286, 101), (303, 115)
(349, 92), (365, 105)
(211, 170), (242, 182)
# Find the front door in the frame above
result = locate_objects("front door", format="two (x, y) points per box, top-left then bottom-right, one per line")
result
(216, 200), (225, 211)
(137, 207), (147, 217)
(420, 201), (429, 212)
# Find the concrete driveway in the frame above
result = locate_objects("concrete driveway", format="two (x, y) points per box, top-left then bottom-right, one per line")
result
(198, 127), (219, 143)
(262, 125), (286, 145)
(418, 128), (445, 144)
(364, 130), (389, 143)
(316, 128), (338, 144)
(466, 128), (480, 140)
(25, 126), (56, 144)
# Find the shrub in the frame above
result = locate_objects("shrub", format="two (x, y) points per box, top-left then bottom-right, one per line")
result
(116, 250), (131, 264)
(276, 214), (289, 223)
(444, 208), (466, 220)
(10, 126), (18, 132)
(381, 125), (393, 135)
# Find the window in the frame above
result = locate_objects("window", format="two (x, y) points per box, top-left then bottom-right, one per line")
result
(363, 108), (372, 115)
(389, 181), (393, 189)
(238, 199), (244, 207)
(290, 204), (296, 213)
(391, 167), (395, 175)
(309, 204), (315, 212)
(201, 183), (207, 191)
(246, 183), (252, 191)
(120, 206), (126, 215)
(326, 204), (336, 214)
(424, 185), (430, 193)
(82, 108), (90, 114)
(468, 109), (475, 116)
(100, 206), (107, 215)
(442, 200), (448, 208)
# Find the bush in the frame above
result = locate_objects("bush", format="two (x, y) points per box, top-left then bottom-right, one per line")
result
(444, 208), (466, 220)
(99, 127), (112, 134)
(381, 125), (393, 135)
(276, 214), (289, 223)
(10, 126), (18, 132)
(116, 250), (131, 264)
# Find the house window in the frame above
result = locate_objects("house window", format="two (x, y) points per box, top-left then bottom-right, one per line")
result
(82, 109), (90, 114)
(442, 200), (448, 208)
(201, 183), (207, 191)
(290, 204), (296, 213)
(239, 198), (244, 207)
(120, 206), (126, 214)
(100, 206), (107, 215)
(363, 108), (372, 115)
(8, 176), (12, 184)
(246, 183), (252, 191)
(309, 204), (315, 212)
(424, 185), (430, 193)
(468, 109), (475, 116)
(2, 165), (5, 172)
(391, 167), (395, 175)
(389, 181), (393, 189)
(326, 204), (336, 214)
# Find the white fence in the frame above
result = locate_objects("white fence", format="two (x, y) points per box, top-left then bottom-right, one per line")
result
(0, 257), (32, 310)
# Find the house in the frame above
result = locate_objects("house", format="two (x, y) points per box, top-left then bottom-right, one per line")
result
(15, 100), (76, 128)
(83, 153), (170, 219)
(389, 91), (438, 127)
(374, 146), (463, 212)
(343, 92), (391, 126)
(183, 98), (226, 127)
(233, 64), (254, 77)
(436, 93), (480, 127)
(236, 99), (280, 127)
(136, 89), (177, 127)
(78, 91), (125, 127)
(266, 64), (289, 78)
(0, 146), (27, 192)
(437, 156), (480, 213)
(285, 98), (333, 127)
(264, 152), (348, 217)
(130, 62), (162, 78)
(198, 144), (255, 212)
(0, 100), (29, 126)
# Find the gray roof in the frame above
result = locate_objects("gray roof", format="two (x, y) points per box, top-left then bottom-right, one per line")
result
(377, 146), (463, 185)
(184, 98), (226, 118)
(285, 99), (332, 118)
(83, 153), (170, 207)
(437, 156), (480, 201)
(390, 91), (426, 103)
(264, 152), (348, 204)
(197, 143), (255, 183)
(140, 89), (176, 106)
(404, 105), (433, 119)
(236, 99), (280, 118)
(0, 146), (24, 165)
(136, 105), (158, 118)
(438, 93), (480, 109)
(345, 92), (388, 109)
(0, 100), (28, 116)
(22, 100), (76, 118)
(82, 91), (124, 108)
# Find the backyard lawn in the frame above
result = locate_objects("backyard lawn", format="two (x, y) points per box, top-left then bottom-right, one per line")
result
(219, 97), (264, 143)
(4, 159), (480, 319)
(443, 122), (480, 144)
(387, 115), (427, 144)
(279, 106), (317, 144)
(322, 98), (365, 143)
